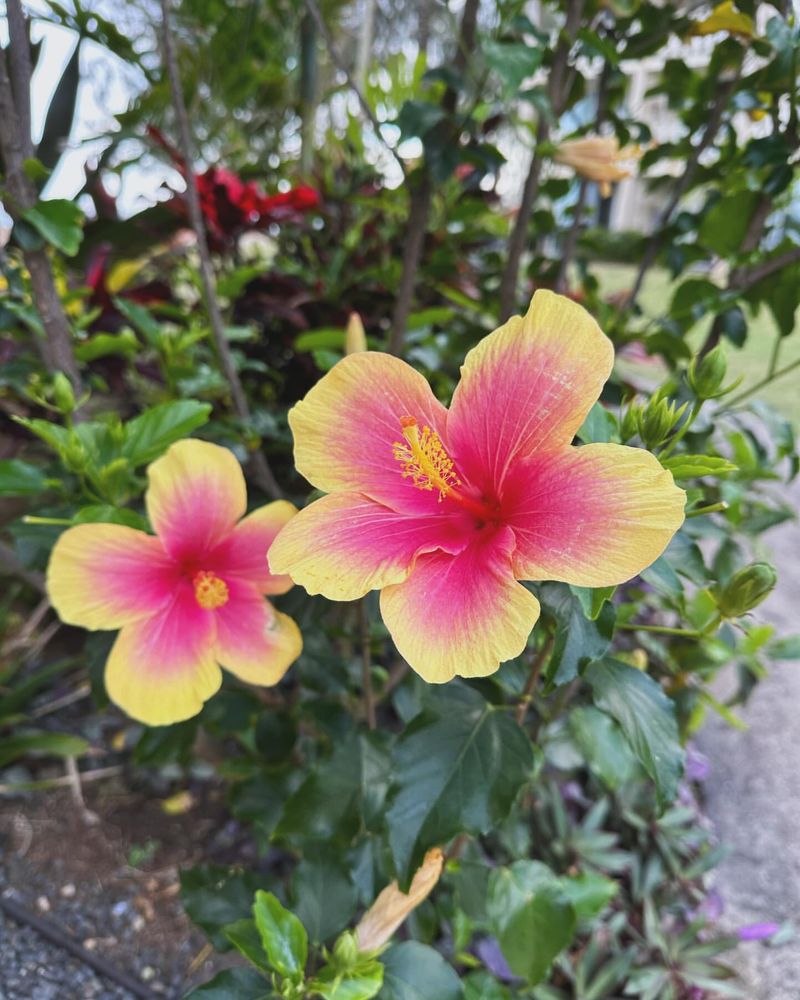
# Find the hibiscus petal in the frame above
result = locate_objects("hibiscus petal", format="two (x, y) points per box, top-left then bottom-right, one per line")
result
(268, 492), (470, 602)
(209, 500), (298, 595)
(447, 290), (614, 495)
(47, 524), (177, 630)
(146, 439), (247, 561)
(288, 353), (450, 513)
(380, 526), (540, 683)
(504, 443), (685, 587)
(105, 586), (221, 725)
(214, 581), (301, 685)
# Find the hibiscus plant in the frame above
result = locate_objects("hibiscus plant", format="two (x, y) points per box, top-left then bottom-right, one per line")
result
(1, 0), (798, 998)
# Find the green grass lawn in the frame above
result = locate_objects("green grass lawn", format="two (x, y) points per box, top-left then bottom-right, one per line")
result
(592, 263), (800, 428)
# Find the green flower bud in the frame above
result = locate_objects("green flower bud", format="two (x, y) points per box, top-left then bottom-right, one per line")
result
(636, 394), (688, 449)
(620, 401), (642, 443)
(688, 346), (727, 400)
(52, 373), (76, 414)
(716, 562), (777, 617)
(332, 931), (359, 968)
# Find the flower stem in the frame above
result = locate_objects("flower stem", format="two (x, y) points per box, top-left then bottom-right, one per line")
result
(726, 356), (800, 407)
(515, 633), (554, 725)
(687, 501), (728, 518)
(618, 622), (702, 637)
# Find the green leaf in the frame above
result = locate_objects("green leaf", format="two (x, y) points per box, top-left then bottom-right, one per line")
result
(122, 401), (212, 467)
(660, 454), (737, 479)
(23, 199), (83, 256)
(587, 659), (684, 807)
(71, 505), (148, 529)
(310, 960), (384, 1000)
(483, 40), (543, 93)
(181, 866), (266, 949)
(700, 191), (761, 256)
(0, 730), (89, 768)
(224, 919), (272, 972)
(768, 635), (800, 661)
(539, 582), (615, 687)
(387, 685), (534, 883)
(568, 705), (640, 790)
(74, 330), (138, 362)
(291, 854), (358, 944)
(577, 402), (618, 444)
(558, 871), (618, 921)
(0, 459), (47, 496)
(113, 297), (163, 347)
(252, 890), (308, 980)
(185, 968), (274, 999)
(277, 732), (390, 842)
(395, 100), (447, 140)
(488, 863), (575, 986)
(294, 328), (346, 352)
(381, 942), (462, 1000)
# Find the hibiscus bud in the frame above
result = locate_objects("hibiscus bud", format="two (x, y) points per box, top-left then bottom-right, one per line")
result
(636, 394), (688, 448)
(716, 562), (777, 617)
(333, 930), (360, 967)
(620, 401), (643, 443)
(345, 312), (367, 355)
(52, 373), (76, 415)
(688, 347), (726, 400)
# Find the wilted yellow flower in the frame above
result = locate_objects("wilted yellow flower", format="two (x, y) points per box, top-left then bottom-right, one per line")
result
(554, 136), (643, 198)
(345, 312), (367, 355)
(355, 848), (444, 952)
(691, 1), (754, 38)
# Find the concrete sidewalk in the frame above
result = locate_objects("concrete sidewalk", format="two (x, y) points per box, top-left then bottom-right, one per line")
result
(699, 477), (800, 999)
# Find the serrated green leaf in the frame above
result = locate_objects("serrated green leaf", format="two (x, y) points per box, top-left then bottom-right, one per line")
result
(587, 659), (684, 807)
(387, 685), (534, 883)
(122, 401), (212, 466)
(660, 454), (737, 479)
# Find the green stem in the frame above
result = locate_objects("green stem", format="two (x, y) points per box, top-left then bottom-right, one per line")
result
(726, 356), (800, 407)
(659, 400), (702, 460)
(767, 329), (782, 380)
(618, 622), (702, 637)
(515, 633), (554, 725)
(23, 515), (73, 526)
(687, 501), (728, 518)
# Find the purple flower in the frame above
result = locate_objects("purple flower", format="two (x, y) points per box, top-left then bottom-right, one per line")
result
(475, 937), (515, 981)
(738, 922), (781, 941)
(685, 746), (711, 783)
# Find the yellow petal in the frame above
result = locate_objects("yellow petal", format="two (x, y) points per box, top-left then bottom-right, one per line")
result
(345, 312), (367, 354)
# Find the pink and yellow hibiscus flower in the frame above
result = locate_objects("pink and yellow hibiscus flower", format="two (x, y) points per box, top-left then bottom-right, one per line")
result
(47, 440), (302, 725)
(269, 290), (685, 683)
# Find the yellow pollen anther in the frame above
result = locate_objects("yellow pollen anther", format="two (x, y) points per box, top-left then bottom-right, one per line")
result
(193, 571), (229, 610)
(393, 415), (460, 500)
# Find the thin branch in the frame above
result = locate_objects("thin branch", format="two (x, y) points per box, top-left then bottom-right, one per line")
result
(726, 355), (800, 407)
(159, 0), (282, 499)
(555, 179), (588, 293)
(388, 0), (480, 355)
(359, 599), (376, 730)
(498, 0), (584, 321)
(388, 173), (432, 355)
(304, 0), (407, 179)
(515, 634), (554, 725)
(6, 0), (34, 160)
(736, 244), (800, 290)
(626, 74), (739, 310)
(0, 37), (83, 394)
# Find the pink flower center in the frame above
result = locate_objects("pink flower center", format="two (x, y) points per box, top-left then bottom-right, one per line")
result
(193, 570), (229, 610)
(392, 416), (499, 523)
